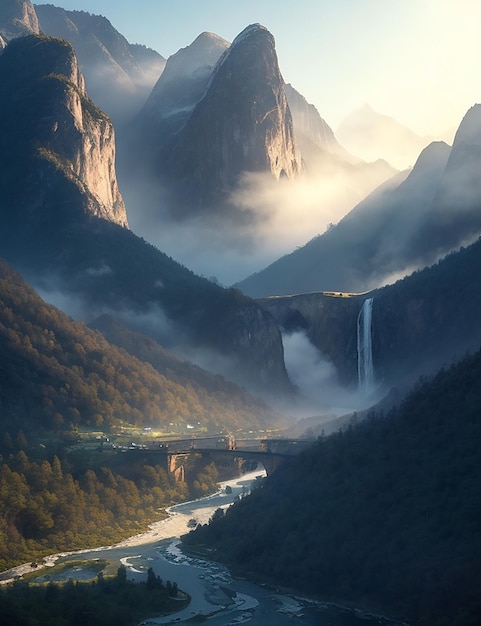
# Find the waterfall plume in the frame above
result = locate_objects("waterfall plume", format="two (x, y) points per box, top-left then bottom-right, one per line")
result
(357, 297), (374, 394)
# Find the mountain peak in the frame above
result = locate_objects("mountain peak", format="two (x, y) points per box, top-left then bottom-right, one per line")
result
(0, 34), (128, 231)
(142, 30), (228, 122)
(407, 140), (451, 181)
(134, 22), (301, 218)
(451, 103), (481, 147)
(0, 0), (39, 42)
(231, 23), (270, 45)
(337, 103), (431, 169)
(160, 30), (229, 85)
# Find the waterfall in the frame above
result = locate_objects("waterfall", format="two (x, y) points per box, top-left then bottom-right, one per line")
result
(357, 297), (374, 394)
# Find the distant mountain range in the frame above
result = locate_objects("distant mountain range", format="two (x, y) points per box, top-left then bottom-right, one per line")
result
(0, 27), (291, 397)
(34, 3), (166, 126)
(117, 19), (397, 281)
(1, 0), (481, 410)
(236, 104), (481, 298)
(336, 103), (433, 169)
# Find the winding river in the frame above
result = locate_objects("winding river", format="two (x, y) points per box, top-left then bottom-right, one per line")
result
(2, 471), (405, 625)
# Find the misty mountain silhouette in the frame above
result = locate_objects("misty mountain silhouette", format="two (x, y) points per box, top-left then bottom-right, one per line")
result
(0, 32), (291, 396)
(336, 102), (433, 169)
(35, 3), (166, 127)
(236, 105), (481, 298)
(125, 23), (302, 219)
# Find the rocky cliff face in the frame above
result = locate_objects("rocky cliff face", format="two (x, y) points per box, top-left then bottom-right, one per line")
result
(0, 33), (292, 398)
(168, 24), (301, 202)
(0, 34), (128, 231)
(0, 0), (39, 42)
(258, 235), (481, 393)
(128, 23), (302, 216)
(35, 5), (166, 126)
(258, 293), (362, 387)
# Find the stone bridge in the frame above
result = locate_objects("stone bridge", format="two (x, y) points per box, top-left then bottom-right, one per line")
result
(118, 436), (313, 479)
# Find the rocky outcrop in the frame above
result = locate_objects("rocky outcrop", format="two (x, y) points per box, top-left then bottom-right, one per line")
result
(35, 5), (166, 125)
(167, 24), (301, 203)
(128, 24), (302, 217)
(0, 34), (292, 397)
(0, 0), (39, 42)
(258, 235), (481, 392)
(258, 292), (362, 387)
(0, 34), (128, 231)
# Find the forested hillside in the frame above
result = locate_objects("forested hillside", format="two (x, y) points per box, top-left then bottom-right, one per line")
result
(184, 348), (481, 626)
(0, 257), (278, 570)
(0, 258), (278, 434)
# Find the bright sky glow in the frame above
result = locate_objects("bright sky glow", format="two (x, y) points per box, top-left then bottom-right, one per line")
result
(36, 0), (481, 138)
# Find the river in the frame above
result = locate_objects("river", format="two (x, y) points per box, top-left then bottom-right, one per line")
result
(1, 471), (406, 625)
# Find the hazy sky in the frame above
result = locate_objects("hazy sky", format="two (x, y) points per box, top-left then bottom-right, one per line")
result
(37, 0), (481, 138)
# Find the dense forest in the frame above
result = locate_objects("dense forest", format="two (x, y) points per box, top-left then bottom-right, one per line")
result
(0, 432), (222, 570)
(0, 256), (273, 571)
(0, 258), (279, 434)
(0, 562), (186, 625)
(184, 347), (481, 626)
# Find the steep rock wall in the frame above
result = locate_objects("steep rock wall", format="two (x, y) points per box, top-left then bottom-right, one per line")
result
(0, 0), (39, 42)
(0, 34), (128, 229)
(258, 238), (481, 393)
(168, 24), (301, 197)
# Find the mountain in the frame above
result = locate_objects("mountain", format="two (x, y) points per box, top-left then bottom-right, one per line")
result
(257, 234), (481, 393)
(183, 345), (481, 626)
(0, 33), (291, 396)
(0, 33), (128, 232)
(0, 259), (279, 433)
(126, 23), (302, 218)
(284, 82), (358, 166)
(236, 104), (481, 298)
(336, 103), (432, 169)
(0, 0), (39, 42)
(418, 103), (481, 251)
(120, 23), (396, 286)
(235, 139), (454, 297)
(284, 83), (396, 202)
(35, 4), (166, 126)
(140, 31), (229, 134)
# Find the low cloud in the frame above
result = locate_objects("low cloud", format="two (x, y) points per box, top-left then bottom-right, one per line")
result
(282, 330), (375, 416)
(124, 161), (392, 287)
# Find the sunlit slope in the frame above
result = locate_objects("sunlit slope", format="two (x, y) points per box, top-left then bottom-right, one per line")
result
(237, 106), (481, 298)
(0, 259), (280, 433)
